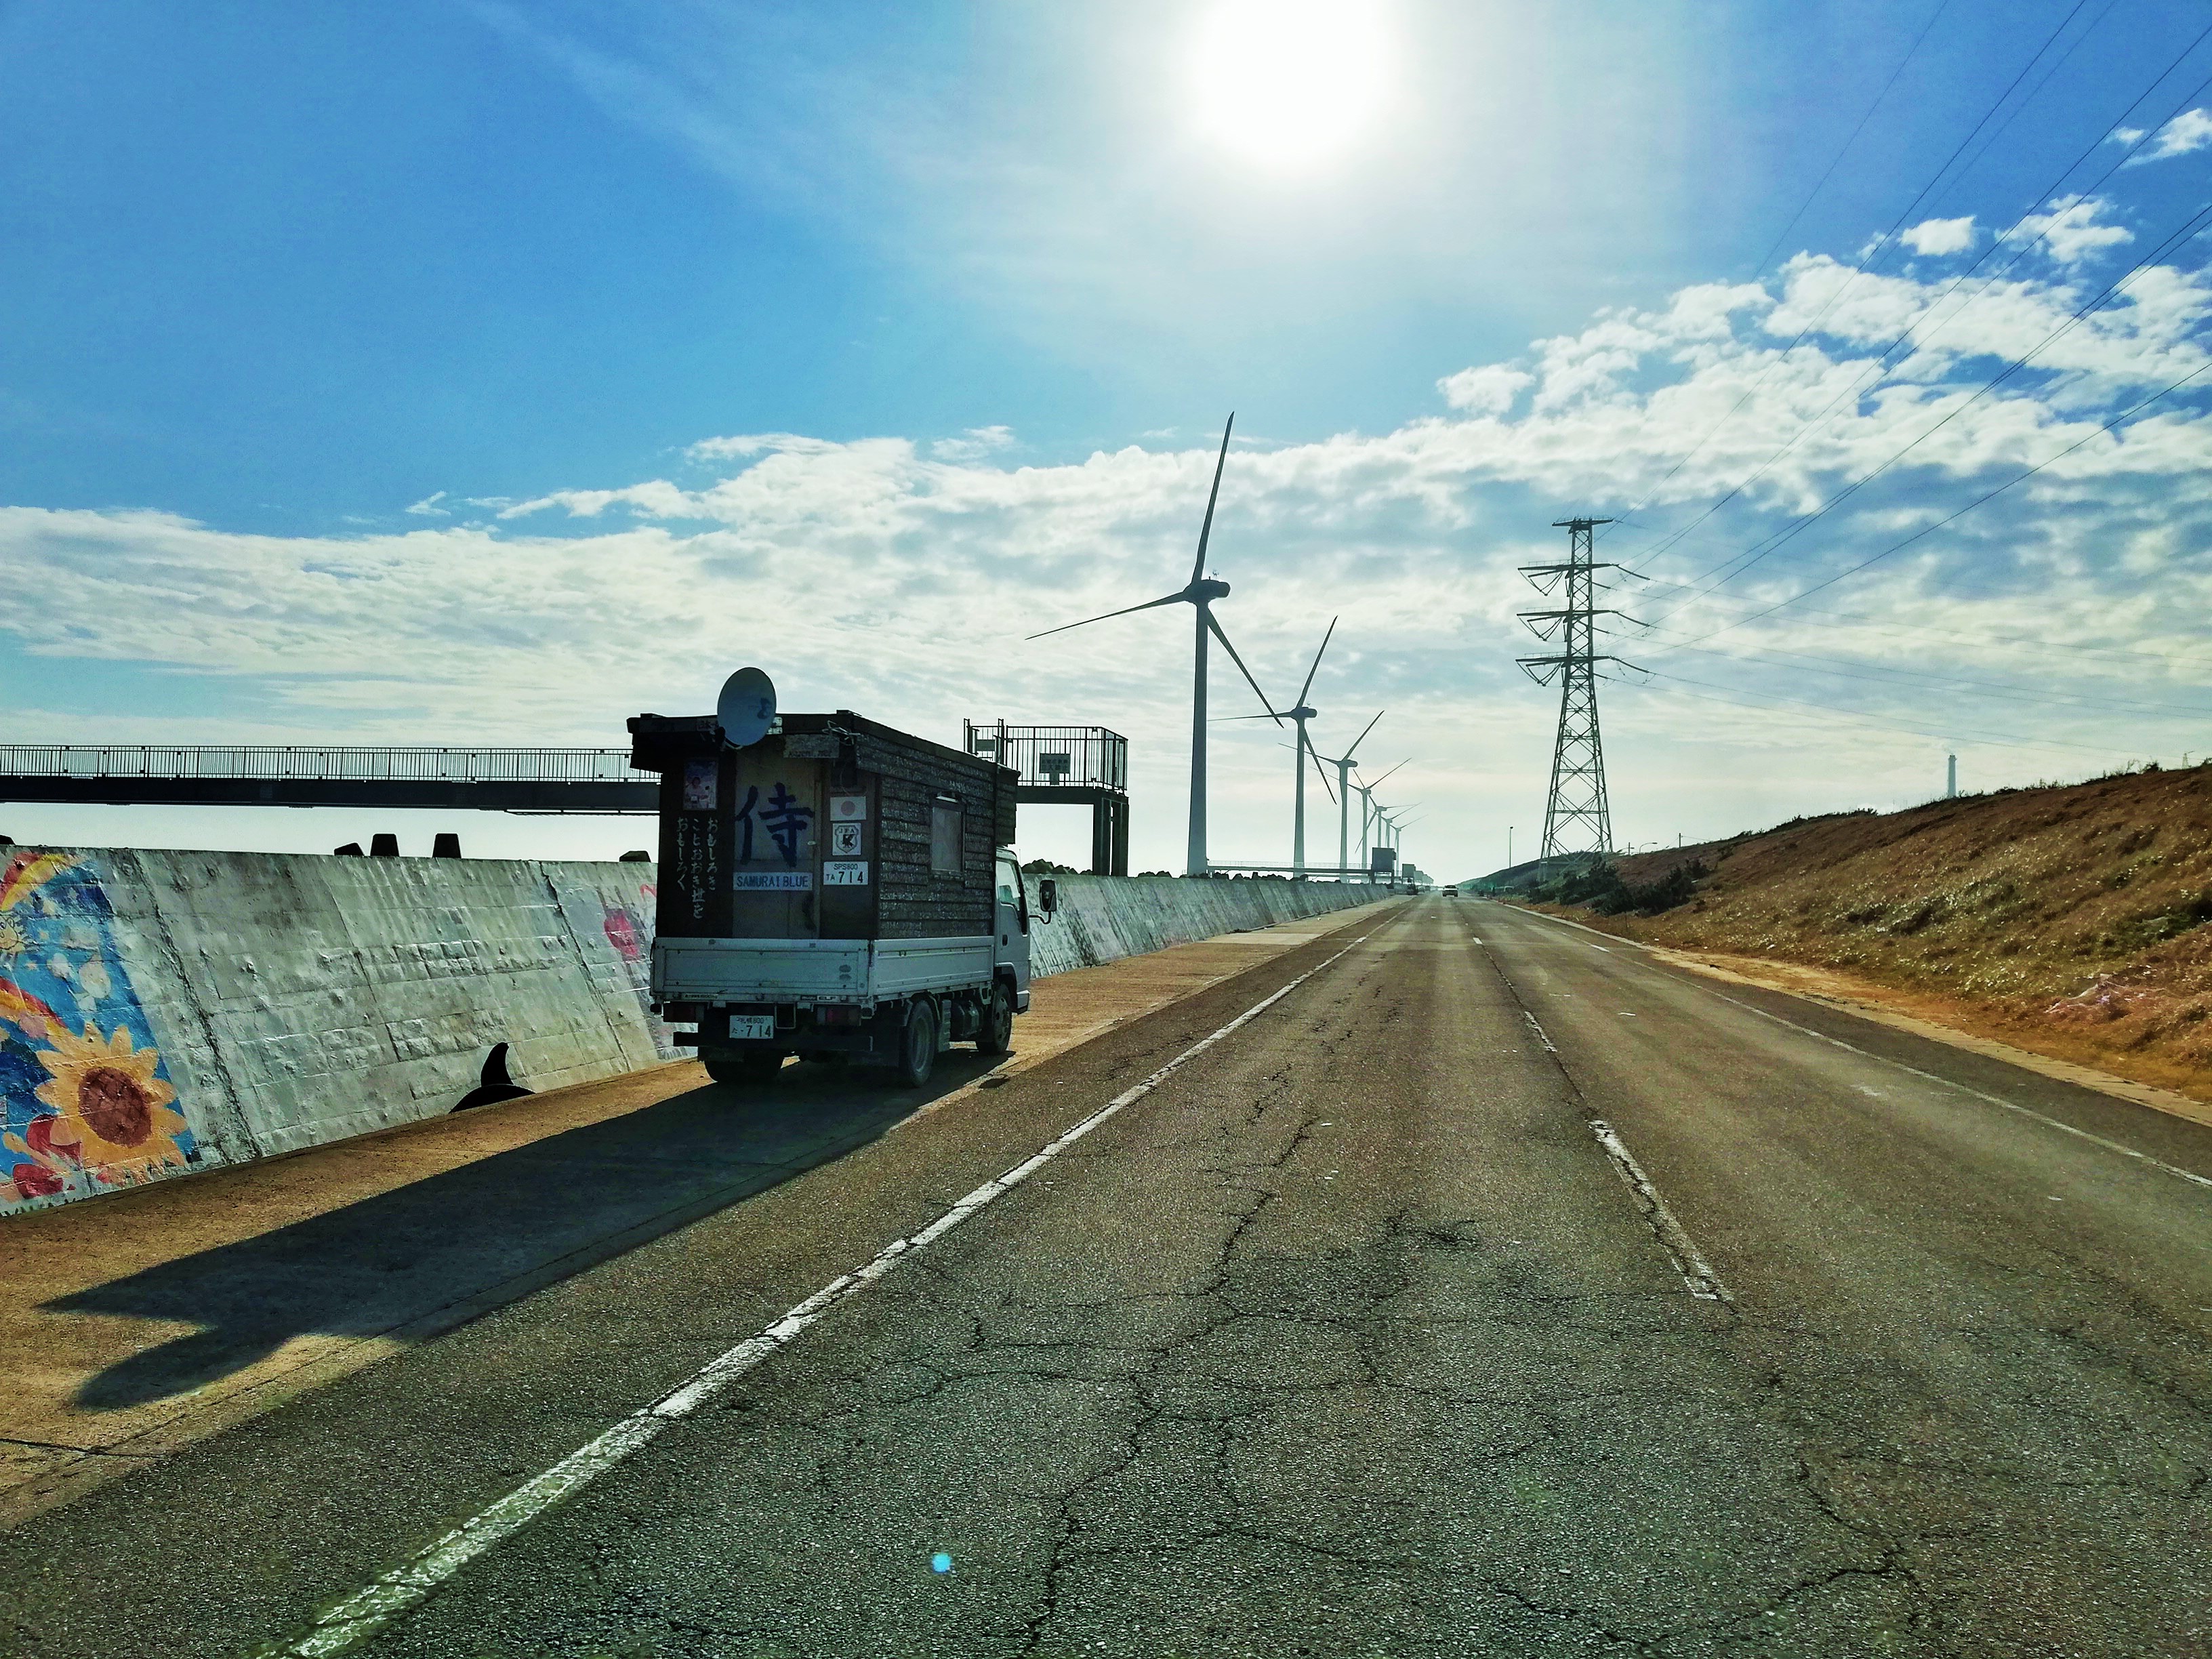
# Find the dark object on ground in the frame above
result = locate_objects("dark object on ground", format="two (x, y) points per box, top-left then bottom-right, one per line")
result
(453, 1043), (534, 1112)
(370, 833), (400, 857)
(432, 832), (462, 859)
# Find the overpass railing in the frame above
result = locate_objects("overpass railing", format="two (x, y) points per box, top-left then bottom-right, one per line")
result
(0, 745), (651, 785)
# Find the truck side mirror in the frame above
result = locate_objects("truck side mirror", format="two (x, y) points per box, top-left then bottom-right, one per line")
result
(1038, 878), (1059, 917)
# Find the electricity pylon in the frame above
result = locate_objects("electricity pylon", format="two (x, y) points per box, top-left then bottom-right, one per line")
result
(1518, 517), (1635, 866)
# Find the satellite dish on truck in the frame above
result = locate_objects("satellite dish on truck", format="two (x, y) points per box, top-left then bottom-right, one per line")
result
(717, 667), (777, 747)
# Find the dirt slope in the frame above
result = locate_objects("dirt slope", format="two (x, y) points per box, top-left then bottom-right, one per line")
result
(1532, 764), (2212, 1100)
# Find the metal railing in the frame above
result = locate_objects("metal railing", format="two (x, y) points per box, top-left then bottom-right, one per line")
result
(962, 722), (1128, 793)
(0, 745), (651, 784)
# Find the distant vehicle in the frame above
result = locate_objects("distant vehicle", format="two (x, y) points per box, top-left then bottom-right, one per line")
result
(1442, 886), (1457, 897)
(630, 696), (1047, 1090)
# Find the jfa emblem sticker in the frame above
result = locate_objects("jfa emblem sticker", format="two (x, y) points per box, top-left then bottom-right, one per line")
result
(830, 821), (863, 857)
(830, 794), (867, 822)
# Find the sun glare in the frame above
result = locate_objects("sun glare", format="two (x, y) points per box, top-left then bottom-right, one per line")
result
(1189, 0), (1393, 170)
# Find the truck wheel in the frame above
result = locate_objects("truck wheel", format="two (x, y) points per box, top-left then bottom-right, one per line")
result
(895, 998), (937, 1088)
(704, 1048), (783, 1086)
(975, 981), (1014, 1056)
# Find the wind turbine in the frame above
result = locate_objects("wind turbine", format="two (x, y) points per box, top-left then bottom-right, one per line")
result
(1385, 811), (1425, 887)
(1356, 758), (1408, 878)
(1224, 617), (1339, 876)
(1311, 709), (1382, 878)
(1028, 415), (1277, 876)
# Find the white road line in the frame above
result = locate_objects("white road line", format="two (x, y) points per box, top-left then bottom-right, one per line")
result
(1586, 1120), (1733, 1303)
(1509, 903), (2212, 1195)
(1712, 991), (2212, 1194)
(262, 933), (1377, 1659)
(1519, 1006), (1730, 1305)
(1513, 906), (1645, 949)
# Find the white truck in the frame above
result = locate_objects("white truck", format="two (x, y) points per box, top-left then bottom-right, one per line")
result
(629, 704), (1053, 1088)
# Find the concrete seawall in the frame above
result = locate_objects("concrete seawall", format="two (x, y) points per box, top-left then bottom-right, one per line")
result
(1020, 872), (1376, 977)
(1, 847), (1382, 1216)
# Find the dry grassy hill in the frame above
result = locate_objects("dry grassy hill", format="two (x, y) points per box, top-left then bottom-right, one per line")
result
(1530, 763), (2212, 1099)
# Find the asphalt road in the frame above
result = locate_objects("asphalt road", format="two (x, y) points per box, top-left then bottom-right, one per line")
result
(8, 897), (2209, 1658)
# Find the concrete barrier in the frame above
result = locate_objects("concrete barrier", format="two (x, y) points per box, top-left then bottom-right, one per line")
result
(0, 846), (1385, 1216)
(1020, 872), (1377, 977)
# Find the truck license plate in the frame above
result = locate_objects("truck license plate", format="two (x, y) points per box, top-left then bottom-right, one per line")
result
(729, 1015), (775, 1041)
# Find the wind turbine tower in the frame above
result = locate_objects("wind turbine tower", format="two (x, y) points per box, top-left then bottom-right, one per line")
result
(1229, 617), (1341, 874)
(1028, 415), (1278, 876)
(1357, 759), (1408, 876)
(1312, 710), (1382, 878)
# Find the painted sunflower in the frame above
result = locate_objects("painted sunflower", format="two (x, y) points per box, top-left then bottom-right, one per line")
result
(34, 1023), (188, 1174)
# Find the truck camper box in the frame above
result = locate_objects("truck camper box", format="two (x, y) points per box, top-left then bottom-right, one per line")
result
(628, 707), (1033, 1088)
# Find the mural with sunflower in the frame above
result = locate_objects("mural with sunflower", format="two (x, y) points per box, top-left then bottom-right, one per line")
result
(0, 850), (198, 1213)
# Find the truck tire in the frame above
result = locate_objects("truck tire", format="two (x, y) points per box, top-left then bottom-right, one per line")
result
(975, 981), (1014, 1056)
(895, 997), (937, 1088)
(704, 1048), (784, 1086)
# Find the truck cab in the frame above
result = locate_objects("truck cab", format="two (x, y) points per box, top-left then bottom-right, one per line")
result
(996, 851), (1033, 1013)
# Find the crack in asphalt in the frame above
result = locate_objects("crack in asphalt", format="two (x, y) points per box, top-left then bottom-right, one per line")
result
(325, 904), (2212, 1658)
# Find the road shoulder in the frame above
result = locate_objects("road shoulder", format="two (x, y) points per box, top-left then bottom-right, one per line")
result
(1505, 902), (2212, 1132)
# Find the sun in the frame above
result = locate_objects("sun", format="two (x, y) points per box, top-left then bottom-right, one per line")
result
(1188, 0), (1394, 171)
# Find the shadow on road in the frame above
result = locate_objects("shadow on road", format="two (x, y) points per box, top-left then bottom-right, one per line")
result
(46, 1054), (1005, 1411)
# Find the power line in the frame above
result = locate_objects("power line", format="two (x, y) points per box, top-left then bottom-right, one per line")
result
(1605, 0), (2104, 533)
(1620, 666), (2145, 756)
(1629, 575), (2212, 669)
(1621, 627), (2212, 720)
(1653, 353), (2212, 649)
(1635, 190), (2212, 635)
(1618, 16), (2212, 583)
(1927, 0), (2129, 209)
(1750, 0), (1957, 279)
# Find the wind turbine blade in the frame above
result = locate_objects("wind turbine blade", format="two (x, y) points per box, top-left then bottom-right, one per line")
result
(1025, 590), (1187, 642)
(1344, 710), (1384, 759)
(1210, 712), (1283, 722)
(1307, 742), (1338, 804)
(1365, 758), (1408, 787)
(1296, 615), (1337, 706)
(1204, 609), (1280, 722)
(1190, 414), (1234, 585)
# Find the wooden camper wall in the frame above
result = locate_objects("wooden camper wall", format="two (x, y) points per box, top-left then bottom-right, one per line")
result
(780, 712), (1017, 941)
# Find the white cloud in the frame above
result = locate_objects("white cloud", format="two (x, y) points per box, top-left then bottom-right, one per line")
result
(2125, 108), (2212, 165)
(1900, 216), (1975, 258)
(1436, 365), (1531, 416)
(7, 247), (2212, 874)
(930, 425), (1017, 460)
(684, 432), (845, 462)
(2018, 196), (2132, 266)
(500, 480), (697, 520)
(403, 491), (449, 517)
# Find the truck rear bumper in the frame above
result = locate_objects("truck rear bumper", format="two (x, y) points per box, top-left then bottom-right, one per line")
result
(653, 935), (997, 1005)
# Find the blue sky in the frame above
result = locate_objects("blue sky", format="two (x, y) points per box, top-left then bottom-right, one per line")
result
(5, 0), (2212, 878)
